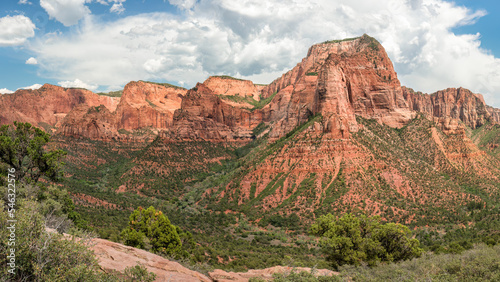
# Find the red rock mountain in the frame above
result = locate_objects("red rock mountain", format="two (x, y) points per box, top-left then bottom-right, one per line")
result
(0, 84), (119, 132)
(403, 86), (499, 132)
(1, 35), (498, 141)
(260, 35), (414, 139)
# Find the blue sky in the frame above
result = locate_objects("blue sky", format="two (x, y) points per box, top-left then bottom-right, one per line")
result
(1, 0), (499, 107)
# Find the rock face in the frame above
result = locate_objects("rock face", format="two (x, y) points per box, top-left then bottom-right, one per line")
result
(487, 106), (500, 124)
(0, 84), (119, 130)
(261, 34), (414, 139)
(57, 105), (119, 141)
(115, 81), (187, 130)
(164, 83), (255, 141)
(203, 76), (265, 101)
(56, 81), (188, 139)
(91, 237), (212, 282)
(403, 87), (495, 130)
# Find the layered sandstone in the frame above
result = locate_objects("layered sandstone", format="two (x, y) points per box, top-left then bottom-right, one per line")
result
(57, 105), (119, 140)
(164, 83), (256, 141)
(115, 81), (187, 130)
(261, 34), (414, 139)
(0, 84), (119, 130)
(203, 76), (265, 101)
(403, 87), (496, 130)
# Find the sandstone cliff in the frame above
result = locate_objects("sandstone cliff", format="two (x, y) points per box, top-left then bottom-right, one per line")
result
(163, 83), (255, 141)
(3, 35), (499, 143)
(203, 76), (265, 101)
(56, 81), (188, 139)
(0, 84), (119, 131)
(115, 81), (187, 130)
(403, 86), (496, 130)
(260, 34), (414, 139)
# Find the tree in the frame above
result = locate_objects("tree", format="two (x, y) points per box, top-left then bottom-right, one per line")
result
(311, 213), (423, 268)
(0, 122), (66, 184)
(121, 206), (183, 256)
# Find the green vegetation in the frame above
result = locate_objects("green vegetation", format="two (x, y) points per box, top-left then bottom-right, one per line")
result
(121, 206), (183, 257)
(306, 72), (319, 76)
(97, 90), (123, 97)
(213, 75), (245, 81)
(139, 80), (185, 90)
(0, 125), (155, 281)
(32, 110), (499, 277)
(360, 34), (380, 51)
(311, 214), (423, 268)
(338, 244), (500, 281)
(0, 122), (66, 184)
(218, 91), (278, 111)
(145, 99), (157, 108)
(322, 36), (361, 44)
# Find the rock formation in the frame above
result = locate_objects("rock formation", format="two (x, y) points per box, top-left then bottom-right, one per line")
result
(0, 84), (119, 131)
(115, 81), (187, 130)
(203, 76), (265, 101)
(91, 237), (212, 282)
(403, 87), (496, 130)
(2, 35), (498, 142)
(260, 34), (414, 139)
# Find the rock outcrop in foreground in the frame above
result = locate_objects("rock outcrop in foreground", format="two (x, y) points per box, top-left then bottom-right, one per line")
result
(92, 237), (336, 281)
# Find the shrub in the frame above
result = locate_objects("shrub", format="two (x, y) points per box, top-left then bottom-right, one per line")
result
(311, 213), (423, 268)
(121, 206), (183, 256)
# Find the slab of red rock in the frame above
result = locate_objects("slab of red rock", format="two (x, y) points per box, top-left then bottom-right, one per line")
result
(208, 266), (338, 281)
(91, 238), (211, 282)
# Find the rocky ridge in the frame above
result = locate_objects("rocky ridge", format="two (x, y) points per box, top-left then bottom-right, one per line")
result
(0, 84), (119, 132)
(1, 35), (498, 142)
(403, 86), (499, 133)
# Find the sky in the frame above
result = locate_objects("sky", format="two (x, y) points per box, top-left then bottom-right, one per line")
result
(0, 0), (499, 107)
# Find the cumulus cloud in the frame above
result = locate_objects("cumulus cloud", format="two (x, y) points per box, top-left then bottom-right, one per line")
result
(30, 0), (500, 107)
(40, 0), (91, 26)
(0, 88), (14, 94)
(0, 15), (36, 46)
(26, 57), (38, 65)
(110, 3), (125, 14)
(20, 84), (43, 90)
(58, 78), (98, 90)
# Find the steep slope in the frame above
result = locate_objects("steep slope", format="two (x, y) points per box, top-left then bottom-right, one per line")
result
(202, 113), (500, 229)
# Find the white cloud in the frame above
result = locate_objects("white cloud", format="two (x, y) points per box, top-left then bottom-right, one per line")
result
(40, 0), (91, 26)
(110, 3), (125, 14)
(0, 15), (35, 46)
(18, 0), (32, 4)
(58, 78), (98, 90)
(30, 0), (500, 107)
(168, 0), (197, 10)
(96, 0), (126, 13)
(0, 88), (14, 94)
(20, 84), (43, 90)
(25, 57), (38, 65)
